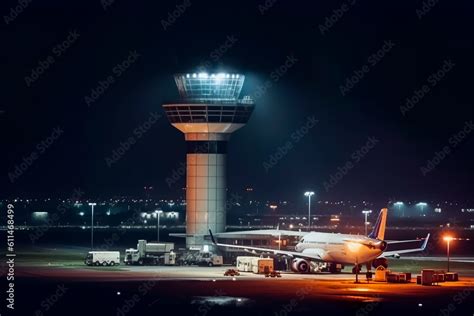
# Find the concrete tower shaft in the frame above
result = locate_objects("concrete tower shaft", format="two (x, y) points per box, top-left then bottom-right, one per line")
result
(163, 73), (254, 249)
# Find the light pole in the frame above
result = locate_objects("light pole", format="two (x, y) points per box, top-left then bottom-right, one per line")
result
(88, 203), (96, 250)
(362, 210), (372, 235)
(442, 236), (470, 272)
(155, 210), (163, 242)
(417, 202), (427, 216)
(304, 191), (315, 230)
(394, 202), (404, 217)
(443, 236), (452, 272)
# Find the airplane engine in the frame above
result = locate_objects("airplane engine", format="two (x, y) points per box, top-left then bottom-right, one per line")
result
(378, 241), (388, 252)
(372, 258), (388, 269)
(291, 258), (310, 273)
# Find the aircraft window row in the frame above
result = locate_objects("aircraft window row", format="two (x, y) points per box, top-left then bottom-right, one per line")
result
(301, 240), (343, 245)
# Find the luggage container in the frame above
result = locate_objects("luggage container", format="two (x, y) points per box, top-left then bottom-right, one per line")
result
(422, 269), (435, 285)
(445, 272), (459, 281)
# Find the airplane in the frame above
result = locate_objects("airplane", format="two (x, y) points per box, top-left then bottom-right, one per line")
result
(209, 208), (430, 273)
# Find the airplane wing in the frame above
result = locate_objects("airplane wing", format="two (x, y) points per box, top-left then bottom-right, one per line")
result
(379, 233), (430, 258)
(170, 229), (306, 239)
(209, 229), (324, 261)
(385, 238), (428, 244)
(211, 229), (307, 238)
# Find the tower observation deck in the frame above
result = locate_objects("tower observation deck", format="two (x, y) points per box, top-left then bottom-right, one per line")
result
(163, 73), (255, 249)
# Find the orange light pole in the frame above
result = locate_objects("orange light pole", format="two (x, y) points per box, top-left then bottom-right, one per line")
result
(442, 236), (470, 272)
(443, 236), (453, 272)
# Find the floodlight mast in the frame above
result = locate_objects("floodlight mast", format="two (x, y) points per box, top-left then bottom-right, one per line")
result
(163, 72), (255, 249)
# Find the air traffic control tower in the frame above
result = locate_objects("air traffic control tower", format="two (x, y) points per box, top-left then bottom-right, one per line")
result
(163, 73), (255, 249)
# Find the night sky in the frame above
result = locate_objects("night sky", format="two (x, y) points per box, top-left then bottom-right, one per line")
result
(1, 0), (473, 202)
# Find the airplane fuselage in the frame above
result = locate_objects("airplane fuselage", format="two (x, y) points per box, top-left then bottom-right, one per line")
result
(294, 232), (384, 265)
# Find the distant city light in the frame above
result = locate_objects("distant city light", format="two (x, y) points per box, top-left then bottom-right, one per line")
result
(394, 201), (404, 216)
(416, 202), (428, 215)
(362, 210), (372, 235)
(32, 212), (48, 219)
(304, 191), (315, 228)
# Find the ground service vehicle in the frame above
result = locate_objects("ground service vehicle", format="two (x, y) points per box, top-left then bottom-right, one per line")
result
(265, 271), (282, 278)
(195, 252), (223, 266)
(224, 269), (240, 276)
(84, 251), (120, 266)
(124, 240), (176, 265)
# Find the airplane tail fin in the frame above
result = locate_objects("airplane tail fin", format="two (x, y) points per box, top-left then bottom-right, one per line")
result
(209, 229), (217, 244)
(368, 208), (388, 240)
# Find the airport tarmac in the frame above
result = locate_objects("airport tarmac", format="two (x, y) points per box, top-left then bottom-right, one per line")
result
(13, 264), (474, 316)
(8, 248), (474, 315)
(14, 264), (474, 281)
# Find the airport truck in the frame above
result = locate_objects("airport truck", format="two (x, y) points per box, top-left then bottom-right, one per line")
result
(84, 251), (120, 266)
(124, 240), (176, 265)
(194, 252), (223, 267)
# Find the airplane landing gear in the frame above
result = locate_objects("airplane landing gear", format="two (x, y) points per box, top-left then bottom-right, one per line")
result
(351, 264), (362, 274)
(353, 263), (360, 283)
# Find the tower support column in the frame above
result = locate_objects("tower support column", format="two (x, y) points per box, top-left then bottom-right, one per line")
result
(185, 133), (229, 249)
